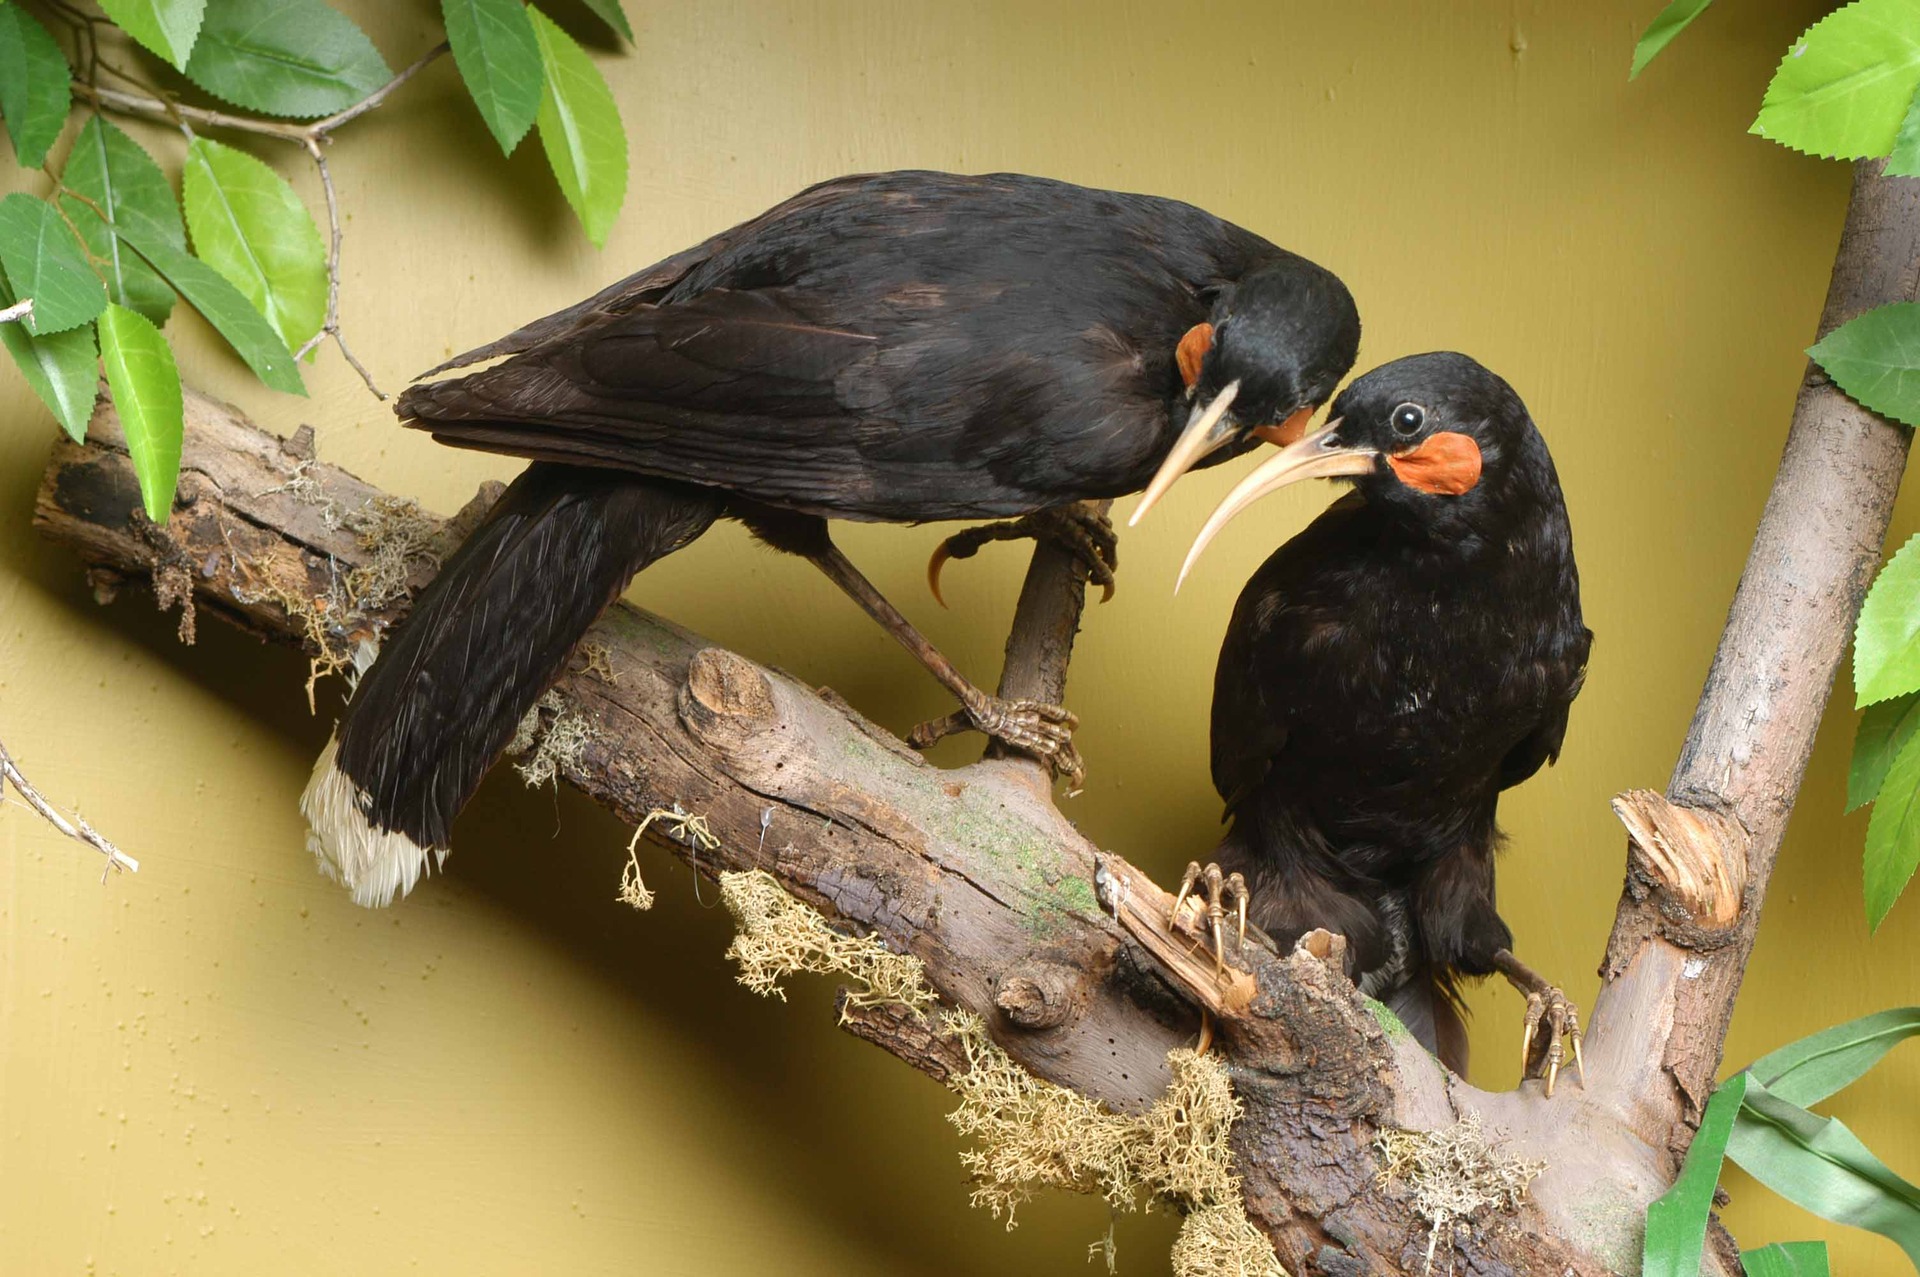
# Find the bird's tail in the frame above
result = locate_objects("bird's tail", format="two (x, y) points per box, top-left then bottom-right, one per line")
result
(301, 463), (722, 907)
(1384, 967), (1470, 1077)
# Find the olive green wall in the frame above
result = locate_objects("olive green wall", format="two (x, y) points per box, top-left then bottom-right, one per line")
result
(2, 1), (1902, 1272)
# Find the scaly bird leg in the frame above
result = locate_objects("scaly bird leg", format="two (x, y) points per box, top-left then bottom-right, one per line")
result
(927, 502), (1118, 608)
(802, 539), (1081, 783)
(1492, 948), (1584, 1098)
(1169, 861), (1251, 977)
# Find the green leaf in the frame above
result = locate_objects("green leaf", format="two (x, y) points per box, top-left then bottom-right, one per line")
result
(1810, 302), (1920, 428)
(444, 0), (544, 154)
(96, 0), (205, 72)
(181, 138), (325, 351)
(1730, 1075), (1920, 1267)
(1750, 1008), (1920, 1106)
(1865, 731), (1920, 928)
(0, 193), (106, 336)
(1631, 0), (1715, 80)
(1741, 1242), (1831, 1277)
(575, 0), (633, 41)
(1643, 1072), (1747, 1277)
(183, 0), (391, 119)
(1753, 0), (1920, 161)
(109, 217), (303, 394)
(1889, 83), (1920, 176)
(97, 303), (182, 523)
(59, 117), (183, 327)
(1851, 692), (1920, 811)
(0, 5), (72, 168)
(0, 267), (98, 442)
(1855, 533), (1920, 707)
(530, 5), (627, 247)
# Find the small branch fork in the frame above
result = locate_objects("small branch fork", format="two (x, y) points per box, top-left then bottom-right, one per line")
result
(58, 20), (451, 400)
(0, 739), (138, 879)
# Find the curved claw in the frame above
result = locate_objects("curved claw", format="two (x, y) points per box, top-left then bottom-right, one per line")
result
(927, 542), (955, 609)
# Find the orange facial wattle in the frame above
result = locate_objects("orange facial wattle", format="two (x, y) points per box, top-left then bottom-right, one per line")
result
(1386, 431), (1482, 495)
(1176, 322), (1213, 389)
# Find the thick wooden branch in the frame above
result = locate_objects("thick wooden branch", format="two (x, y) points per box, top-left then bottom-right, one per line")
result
(1586, 160), (1919, 1168)
(36, 393), (1609, 1274)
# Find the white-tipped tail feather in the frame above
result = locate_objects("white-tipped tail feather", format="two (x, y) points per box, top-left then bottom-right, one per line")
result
(300, 734), (446, 908)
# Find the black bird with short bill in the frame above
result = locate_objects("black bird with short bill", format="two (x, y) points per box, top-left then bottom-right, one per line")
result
(1174, 352), (1590, 1091)
(303, 170), (1359, 907)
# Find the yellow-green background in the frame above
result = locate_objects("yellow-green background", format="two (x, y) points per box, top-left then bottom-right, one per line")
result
(0, 1), (1904, 1272)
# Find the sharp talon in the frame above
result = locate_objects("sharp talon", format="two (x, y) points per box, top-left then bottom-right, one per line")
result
(1171, 861), (1202, 929)
(1211, 914), (1226, 976)
(1196, 1008), (1214, 1056)
(1545, 1054), (1560, 1099)
(927, 543), (954, 609)
(1572, 1032), (1586, 1087)
(1520, 1019), (1536, 1074)
(1099, 579), (1115, 604)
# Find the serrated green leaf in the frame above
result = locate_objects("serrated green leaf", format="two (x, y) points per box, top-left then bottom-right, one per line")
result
(1855, 534), (1920, 706)
(181, 138), (325, 351)
(97, 303), (182, 523)
(1889, 83), (1920, 176)
(1741, 1242), (1831, 1277)
(183, 0), (391, 119)
(1643, 1073), (1746, 1277)
(1751, 1007), (1920, 1106)
(1851, 692), (1920, 811)
(0, 193), (106, 336)
(444, 0), (544, 154)
(1730, 1075), (1920, 1266)
(1630, 0), (1715, 80)
(575, 0), (633, 41)
(96, 0), (205, 72)
(1810, 302), (1920, 428)
(0, 6), (72, 168)
(109, 217), (303, 394)
(60, 117), (183, 327)
(530, 6), (627, 247)
(1865, 731), (1920, 928)
(0, 267), (98, 441)
(1753, 0), (1920, 161)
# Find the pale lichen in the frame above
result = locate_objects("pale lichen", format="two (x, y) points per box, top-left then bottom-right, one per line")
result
(716, 867), (1286, 1277)
(1374, 1115), (1544, 1274)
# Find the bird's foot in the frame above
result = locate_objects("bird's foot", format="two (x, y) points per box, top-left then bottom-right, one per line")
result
(1494, 948), (1584, 1098)
(927, 502), (1118, 607)
(908, 694), (1084, 789)
(1170, 861), (1251, 977)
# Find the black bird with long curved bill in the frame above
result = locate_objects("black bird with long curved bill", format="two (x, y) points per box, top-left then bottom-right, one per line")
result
(302, 170), (1359, 907)
(1175, 352), (1591, 1093)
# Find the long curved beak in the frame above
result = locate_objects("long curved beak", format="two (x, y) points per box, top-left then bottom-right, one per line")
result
(1174, 420), (1376, 591)
(1129, 380), (1240, 527)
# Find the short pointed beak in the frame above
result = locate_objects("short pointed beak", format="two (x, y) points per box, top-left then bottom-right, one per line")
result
(1174, 420), (1376, 591)
(1129, 380), (1240, 527)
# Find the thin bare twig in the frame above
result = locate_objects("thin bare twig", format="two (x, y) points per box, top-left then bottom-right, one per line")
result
(68, 44), (449, 402)
(0, 740), (139, 879)
(0, 299), (33, 324)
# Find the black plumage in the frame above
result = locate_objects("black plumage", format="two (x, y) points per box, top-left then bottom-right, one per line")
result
(1198, 353), (1590, 1080)
(305, 170), (1360, 906)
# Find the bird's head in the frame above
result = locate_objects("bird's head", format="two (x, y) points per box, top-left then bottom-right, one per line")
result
(1174, 352), (1538, 587)
(1130, 255), (1360, 525)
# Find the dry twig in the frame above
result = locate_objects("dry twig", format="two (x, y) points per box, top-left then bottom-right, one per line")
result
(0, 738), (139, 879)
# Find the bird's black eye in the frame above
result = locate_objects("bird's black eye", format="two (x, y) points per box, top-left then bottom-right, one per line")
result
(1390, 403), (1426, 437)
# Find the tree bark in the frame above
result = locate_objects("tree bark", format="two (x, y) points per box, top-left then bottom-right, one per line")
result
(30, 161), (1914, 1275)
